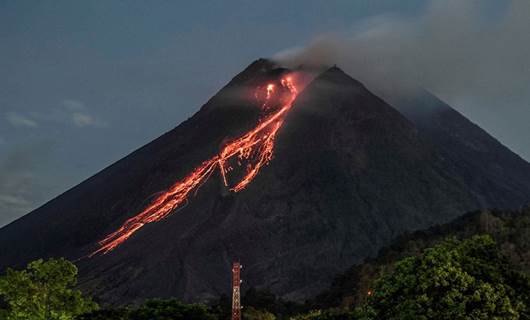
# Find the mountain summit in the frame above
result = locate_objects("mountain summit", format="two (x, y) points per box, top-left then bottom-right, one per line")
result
(0, 59), (529, 303)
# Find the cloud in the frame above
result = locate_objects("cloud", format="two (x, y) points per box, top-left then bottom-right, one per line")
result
(6, 112), (38, 128)
(62, 99), (86, 111)
(0, 194), (32, 209)
(0, 100), (107, 225)
(16, 99), (109, 129)
(72, 112), (98, 127)
(0, 142), (52, 226)
(62, 99), (108, 128)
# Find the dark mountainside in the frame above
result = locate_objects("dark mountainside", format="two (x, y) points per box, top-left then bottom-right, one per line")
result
(0, 59), (529, 305)
(387, 89), (530, 209)
(310, 206), (530, 310)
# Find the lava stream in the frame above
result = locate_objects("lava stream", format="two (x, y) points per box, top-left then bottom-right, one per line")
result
(91, 75), (299, 256)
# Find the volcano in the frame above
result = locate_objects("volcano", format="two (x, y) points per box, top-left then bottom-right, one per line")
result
(0, 59), (529, 304)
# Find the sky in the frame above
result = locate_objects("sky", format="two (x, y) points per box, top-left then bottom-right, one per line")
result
(1, 0), (528, 227)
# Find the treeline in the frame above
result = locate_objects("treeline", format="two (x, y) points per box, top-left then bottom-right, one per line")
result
(0, 207), (529, 319)
(309, 206), (530, 311)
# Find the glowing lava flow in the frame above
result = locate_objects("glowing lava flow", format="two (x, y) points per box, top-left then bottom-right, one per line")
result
(91, 75), (299, 256)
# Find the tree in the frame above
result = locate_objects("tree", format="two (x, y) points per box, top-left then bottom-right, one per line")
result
(77, 299), (217, 320)
(291, 309), (359, 320)
(359, 235), (530, 319)
(0, 258), (98, 320)
(242, 287), (304, 318)
(242, 306), (276, 320)
(127, 299), (215, 320)
(75, 308), (129, 320)
(209, 294), (231, 319)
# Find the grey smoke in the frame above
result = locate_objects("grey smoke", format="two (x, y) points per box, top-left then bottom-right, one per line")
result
(275, 0), (530, 160)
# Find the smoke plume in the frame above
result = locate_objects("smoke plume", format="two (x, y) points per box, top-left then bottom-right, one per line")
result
(274, 0), (530, 159)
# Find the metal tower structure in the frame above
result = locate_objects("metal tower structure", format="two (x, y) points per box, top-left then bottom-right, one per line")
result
(231, 261), (242, 320)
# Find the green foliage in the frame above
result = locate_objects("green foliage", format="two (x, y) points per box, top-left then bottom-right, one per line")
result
(0, 258), (98, 320)
(4, 210), (527, 320)
(358, 235), (530, 319)
(0, 309), (9, 320)
(77, 299), (215, 320)
(75, 308), (129, 320)
(310, 208), (530, 311)
(209, 288), (305, 319)
(242, 306), (276, 320)
(208, 294), (231, 319)
(243, 288), (304, 318)
(130, 299), (215, 320)
(291, 309), (359, 320)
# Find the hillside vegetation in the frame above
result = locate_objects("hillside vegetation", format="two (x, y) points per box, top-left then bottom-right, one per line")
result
(1, 207), (528, 319)
(310, 206), (530, 311)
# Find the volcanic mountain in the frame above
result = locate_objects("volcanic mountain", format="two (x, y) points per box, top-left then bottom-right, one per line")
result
(0, 59), (529, 304)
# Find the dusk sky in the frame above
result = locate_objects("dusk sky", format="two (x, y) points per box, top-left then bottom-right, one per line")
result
(1, 0), (528, 226)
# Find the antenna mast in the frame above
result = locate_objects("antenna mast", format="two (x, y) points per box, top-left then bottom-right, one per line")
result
(231, 261), (242, 320)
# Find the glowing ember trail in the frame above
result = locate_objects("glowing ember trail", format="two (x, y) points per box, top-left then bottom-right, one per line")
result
(91, 75), (299, 256)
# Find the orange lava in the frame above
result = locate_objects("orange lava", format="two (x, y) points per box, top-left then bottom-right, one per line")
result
(91, 75), (299, 256)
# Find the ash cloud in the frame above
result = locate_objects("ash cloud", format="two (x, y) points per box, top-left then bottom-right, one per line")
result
(275, 0), (530, 160)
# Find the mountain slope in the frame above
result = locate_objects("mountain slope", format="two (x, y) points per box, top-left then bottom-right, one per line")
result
(78, 66), (477, 302)
(386, 89), (530, 208)
(0, 58), (281, 267)
(0, 60), (529, 304)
